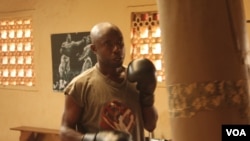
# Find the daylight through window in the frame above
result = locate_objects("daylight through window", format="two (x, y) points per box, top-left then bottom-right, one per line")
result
(130, 11), (165, 82)
(0, 18), (35, 86)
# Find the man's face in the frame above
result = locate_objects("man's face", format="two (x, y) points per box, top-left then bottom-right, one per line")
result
(94, 30), (125, 68)
(85, 35), (91, 44)
(66, 34), (72, 42)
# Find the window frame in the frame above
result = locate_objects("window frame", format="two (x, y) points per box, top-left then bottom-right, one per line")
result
(127, 5), (166, 87)
(0, 9), (38, 91)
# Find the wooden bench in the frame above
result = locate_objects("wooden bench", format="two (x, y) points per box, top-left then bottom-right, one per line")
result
(10, 126), (60, 141)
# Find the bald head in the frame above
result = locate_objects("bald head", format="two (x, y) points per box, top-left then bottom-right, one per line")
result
(90, 22), (122, 45)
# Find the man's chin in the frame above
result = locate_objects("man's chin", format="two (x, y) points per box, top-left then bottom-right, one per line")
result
(113, 60), (123, 67)
(113, 64), (123, 68)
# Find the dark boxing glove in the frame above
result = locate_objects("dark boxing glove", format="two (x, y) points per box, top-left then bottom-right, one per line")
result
(127, 58), (157, 107)
(82, 130), (132, 141)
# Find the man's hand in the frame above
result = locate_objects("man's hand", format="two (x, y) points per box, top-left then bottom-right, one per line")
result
(83, 130), (132, 141)
(127, 58), (157, 107)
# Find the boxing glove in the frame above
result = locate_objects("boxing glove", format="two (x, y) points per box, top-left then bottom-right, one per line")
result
(127, 58), (157, 107)
(82, 130), (132, 141)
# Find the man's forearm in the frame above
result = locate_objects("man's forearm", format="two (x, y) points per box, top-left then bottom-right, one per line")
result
(142, 106), (158, 132)
(60, 126), (84, 141)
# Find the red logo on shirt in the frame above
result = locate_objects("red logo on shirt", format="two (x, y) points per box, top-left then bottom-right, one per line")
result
(100, 100), (135, 133)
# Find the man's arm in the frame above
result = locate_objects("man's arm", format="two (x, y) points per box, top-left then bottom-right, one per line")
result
(126, 58), (159, 132)
(73, 36), (87, 46)
(142, 106), (158, 132)
(60, 95), (84, 141)
(60, 92), (133, 141)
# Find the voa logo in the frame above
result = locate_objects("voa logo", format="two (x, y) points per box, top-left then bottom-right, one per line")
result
(226, 129), (247, 136)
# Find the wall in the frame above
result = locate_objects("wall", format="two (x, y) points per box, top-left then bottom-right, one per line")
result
(1, 1), (250, 141)
(0, 0), (171, 141)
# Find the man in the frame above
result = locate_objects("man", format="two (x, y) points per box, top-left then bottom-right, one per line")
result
(58, 34), (85, 90)
(78, 44), (94, 73)
(60, 22), (158, 141)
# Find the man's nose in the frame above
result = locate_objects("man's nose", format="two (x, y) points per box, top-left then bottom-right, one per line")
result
(113, 43), (123, 51)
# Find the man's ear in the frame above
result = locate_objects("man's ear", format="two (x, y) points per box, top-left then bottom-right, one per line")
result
(90, 44), (97, 54)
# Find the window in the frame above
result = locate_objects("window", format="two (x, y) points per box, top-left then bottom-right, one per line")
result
(130, 11), (165, 82)
(0, 17), (35, 86)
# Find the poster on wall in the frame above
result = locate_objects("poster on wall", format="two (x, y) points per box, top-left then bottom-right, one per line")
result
(50, 32), (97, 92)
